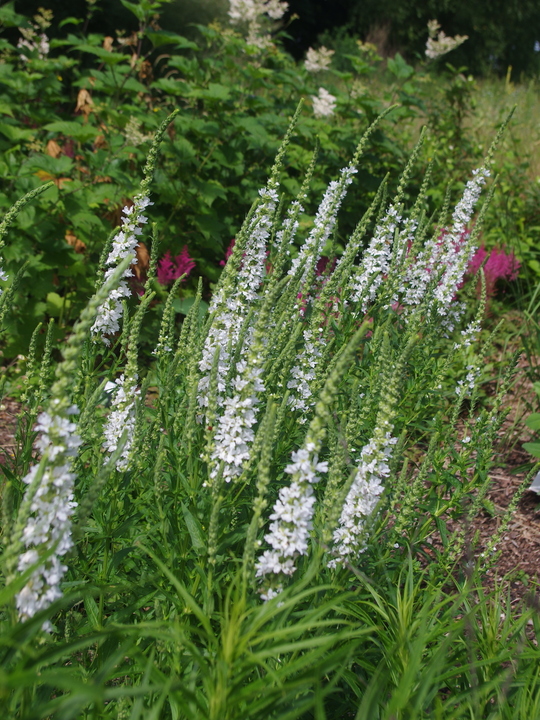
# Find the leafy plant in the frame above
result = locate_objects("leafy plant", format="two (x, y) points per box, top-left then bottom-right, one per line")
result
(0, 94), (537, 717)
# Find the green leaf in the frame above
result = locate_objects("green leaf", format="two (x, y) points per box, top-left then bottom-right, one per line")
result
(0, 121), (34, 142)
(172, 297), (208, 318)
(84, 595), (101, 630)
(46, 292), (71, 317)
(146, 31), (198, 50)
(191, 178), (227, 207)
(523, 442), (540, 458)
(387, 53), (414, 80)
(181, 503), (206, 555)
(71, 44), (127, 65)
(120, 0), (146, 22)
(526, 413), (540, 431)
(43, 121), (100, 142)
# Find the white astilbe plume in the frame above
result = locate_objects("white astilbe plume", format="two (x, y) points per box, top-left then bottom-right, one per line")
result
(103, 374), (140, 471)
(91, 194), (152, 345)
(16, 403), (82, 626)
(329, 428), (397, 567)
(311, 87), (337, 118)
(425, 20), (468, 60)
(304, 46), (334, 72)
(349, 204), (402, 310)
(198, 187), (278, 412)
(229, 0), (287, 22)
(255, 442), (328, 593)
(287, 329), (323, 419)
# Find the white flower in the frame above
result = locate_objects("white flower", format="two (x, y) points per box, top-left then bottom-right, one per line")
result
(16, 408), (82, 624)
(289, 164), (357, 284)
(0, 266), (8, 295)
(287, 329), (323, 418)
(92, 194), (152, 344)
(305, 46), (334, 72)
(330, 431), (397, 566)
(124, 116), (151, 147)
(229, 0), (288, 22)
(198, 186), (277, 413)
(402, 166), (489, 314)
(255, 445), (328, 586)
(102, 374), (140, 471)
(311, 87), (337, 118)
(350, 204), (404, 310)
(425, 20), (468, 60)
(433, 167), (490, 314)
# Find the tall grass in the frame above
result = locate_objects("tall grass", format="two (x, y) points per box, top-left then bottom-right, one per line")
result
(0, 108), (538, 718)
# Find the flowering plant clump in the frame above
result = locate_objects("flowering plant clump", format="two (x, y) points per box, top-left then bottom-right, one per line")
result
(228, 0), (288, 47)
(468, 245), (521, 296)
(0, 107), (532, 716)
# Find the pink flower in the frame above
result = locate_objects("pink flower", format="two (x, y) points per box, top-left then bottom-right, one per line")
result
(467, 245), (520, 296)
(157, 247), (195, 286)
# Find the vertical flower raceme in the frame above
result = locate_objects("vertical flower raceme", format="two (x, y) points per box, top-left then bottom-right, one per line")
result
(289, 165), (357, 287)
(349, 204), (403, 311)
(311, 87), (337, 118)
(10, 257), (134, 627)
(401, 166), (490, 315)
(433, 167), (490, 314)
(91, 194), (152, 345)
(256, 324), (369, 599)
(198, 186), (278, 412)
(102, 374), (140, 471)
(255, 442), (329, 597)
(329, 428), (397, 567)
(15, 404), (82, 625)
(286, 328), (324, 419)
(209, 355), (265, 483)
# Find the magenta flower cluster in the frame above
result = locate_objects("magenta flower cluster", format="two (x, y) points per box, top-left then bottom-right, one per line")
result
(157, 247), (195, 286)
(467, 245), (520, 296)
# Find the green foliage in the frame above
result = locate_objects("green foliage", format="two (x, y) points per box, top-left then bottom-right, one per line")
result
(0, 1), (534, 363)
(0, 100), (538, 717)
(287, 0), (540, 76)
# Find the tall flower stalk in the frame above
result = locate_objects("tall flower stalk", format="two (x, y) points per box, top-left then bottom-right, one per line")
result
(6, 258), (132, 625)
(256, 324), (369, 598)
(92, 111), (178, 345)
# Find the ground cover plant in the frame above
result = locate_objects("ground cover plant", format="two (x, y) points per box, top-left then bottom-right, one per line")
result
(0, 97), (539, 718)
